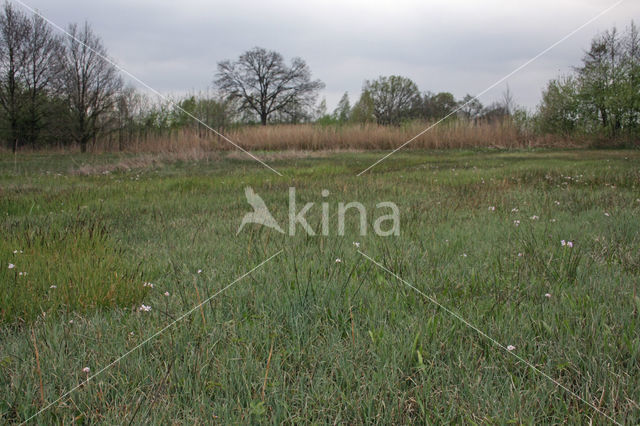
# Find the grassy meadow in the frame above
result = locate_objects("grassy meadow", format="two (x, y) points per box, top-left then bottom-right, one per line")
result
(1, 149), (639, 423)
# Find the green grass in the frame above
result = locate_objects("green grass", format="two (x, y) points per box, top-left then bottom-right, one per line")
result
(1, 149), (639, 424)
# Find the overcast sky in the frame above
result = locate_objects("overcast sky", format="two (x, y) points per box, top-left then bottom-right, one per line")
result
(16, 0), (639, 111)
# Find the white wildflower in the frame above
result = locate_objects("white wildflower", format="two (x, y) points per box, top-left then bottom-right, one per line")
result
(8, 263), (15, 269)
(139, 304), (151, 312)
(82, 367), (90, 373)
(507, 345), (516, 351)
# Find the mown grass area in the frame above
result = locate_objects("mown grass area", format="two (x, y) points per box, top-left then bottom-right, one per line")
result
(1, 149), (639, 424)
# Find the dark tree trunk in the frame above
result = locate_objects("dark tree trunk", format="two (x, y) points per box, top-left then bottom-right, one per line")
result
(600, 107), (608, 128)
(260, 112), (267, 125)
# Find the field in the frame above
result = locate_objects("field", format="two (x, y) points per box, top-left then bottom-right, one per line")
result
(1, 149), (640, 424)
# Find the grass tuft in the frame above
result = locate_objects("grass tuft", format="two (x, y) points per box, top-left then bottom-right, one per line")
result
(0, 216), (147, 324)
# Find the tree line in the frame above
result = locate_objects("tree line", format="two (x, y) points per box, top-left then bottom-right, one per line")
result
(315, 78), (514, 126)
(0, 1), (637, 152)
(0, 3), (126, 152)
(538, 22), (640, 139)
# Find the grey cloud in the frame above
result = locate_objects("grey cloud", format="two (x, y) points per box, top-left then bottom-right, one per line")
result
(17, 0), (640, 110)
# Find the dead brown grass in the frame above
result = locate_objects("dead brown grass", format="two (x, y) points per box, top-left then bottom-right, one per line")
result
(229, 121), (526, 150)
(109, 121), (583, 153)
(70, 151), (222, 175)
(7, 120), (586, 158)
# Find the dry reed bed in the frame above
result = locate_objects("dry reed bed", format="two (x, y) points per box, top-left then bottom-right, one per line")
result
(5, 122), (583, 158)
(100, 121), (580, 154)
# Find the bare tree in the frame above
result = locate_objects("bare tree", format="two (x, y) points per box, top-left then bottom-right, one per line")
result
(23, 13), (63, 147)
(215, 47), (324, 125)
(0, 2), (29, 152)
(363, 75), (421, 125)
(501, 84), (515, 116)
(62, 22), (122, 152)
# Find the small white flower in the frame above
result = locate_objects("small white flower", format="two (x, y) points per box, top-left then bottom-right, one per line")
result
(13, 250), (17, 254)
(545, 293), (551, 298)
(69, 320), (74, 324)
(530, 215), (539, 220)
(335, 258), (342, 263)
(82, 367), (90, 373)
(488, 206), (495, 211)
(50, 285), (57, 289)
(550, 219), (557, 223)
(561, 240), (566, 246)
(554, 201), (560, 205)
(507, 345), (516, 351)
(8, 263), (15, 269)
(511, 208), (519, 213)
(164, 291), (170, 297)
(567, 241), (573, 248)
(518, 253), (523, 257)
(353, 242), (360, 248)
(143, 282), (154, 288)
(129, 331), (135, 337)
(513, 220), (520, 226)
(139, 304), (151, 312)
(197, 269), (202, 274)
(604, 212), (610, 217)
(18, 272), (24, 276)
